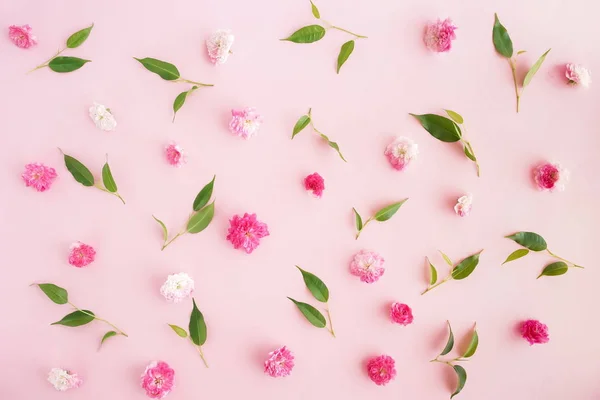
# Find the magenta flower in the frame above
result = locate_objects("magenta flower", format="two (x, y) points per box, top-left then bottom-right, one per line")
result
(534, 161), (569, 192)
(521, 319), (549, 345)
(454, 194), (473, 217)
(424, 18), (457, 53)
(22, 163), (57, 192)
(165, 143), (186, 167)
(140, 361), (175, 399)
(229, 107), (263, 139)
(68, 242), (96, 268)
(226, 213), (270, 254)
(390, 303), (413, 326)
(304, 172), (325, 198)
(384, 137), (418, 171)
(350, 250), (385, 283)
(264, 346), (295, 378)
(566, 63), (591, 88)
(367, 355), (396, 386)
(9, 24), (37, 49)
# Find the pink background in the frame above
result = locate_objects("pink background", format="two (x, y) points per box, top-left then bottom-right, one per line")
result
(1, 0), (599, 398)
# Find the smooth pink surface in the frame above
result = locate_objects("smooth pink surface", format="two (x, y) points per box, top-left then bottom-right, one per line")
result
(1, 0), (599, 399)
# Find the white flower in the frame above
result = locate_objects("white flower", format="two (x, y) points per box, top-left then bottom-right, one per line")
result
(206, 30), (234, 65)
(160, 272), (195, 303)
(384, 137), (419, 171)
(566, 64), (592, 88)
(48, 368), (82, 391)
(89, 102), (117, 131)
(454, 194), (473, 217)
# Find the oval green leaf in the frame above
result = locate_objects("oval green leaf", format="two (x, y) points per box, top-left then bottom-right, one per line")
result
(48, 57), (91, 73)
(427, 257), (438, 286)
(152, 215), (168, 242)
(66, 23), (94, 48)
(464, 144), (476, 161)
(462, 326), (479, 358)
(193, 176), (216, 211)
(492, 13), (513, 58)
(409, 113), (462, 142)
(37, 283), (68, 304)
(187, 202), (215, 234)
(336, 40), (355, 74)
(352, 208), (363, 231)
(100, 331), (117, 347)
(101, 162), (117, 193)
(444, 109), (464, 124)
(310, 0), (321, 18)
(451, 365), (467, 399)
(64, 154), (94, 187)
(292, 115), (311, 138)
(451, 251), (483, 280)
(374, 199), (408, 222)
(287, 297), (326, 328)
(523, 48), (551, 88)
(172, 91), (188, 122)
(439, 251), (453, 267)
(168, 324), (188, 338)
(296, 266), (329, 303)
(51, 310), (95, 327)
(538, 261), (568, 279)
(439, 321), (454, 356)
(505, 232), (547, 251)
(502, 249), (530, 265)
(281, 25), (326, 43)
(134, 57), (180, 81)
(189, 299), (207, 346)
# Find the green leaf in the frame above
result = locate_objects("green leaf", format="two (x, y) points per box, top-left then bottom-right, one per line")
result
(48, 57), (91, 73)
(51, 310), (95, 327)
(152, 215), (168, 243)
(100, 331), (117, 347)
(186, 202), (215, 234)
(327, 140), (347, 162)
(502, 249), (530, 265)
(505, 232), (547, 251)
(310, 0), (320, 18)
(444, 109), (464, 124)
(517, 50), (527, 55)
(287, 297), (326, 328)
(292, 115), (311, 138)
(492, 13), (513, 58)
(37, 283), (68, 305)
(523, 48), (551, 88)
(427, 257), (438, 286)
(168, 324), (188, 338)
(172, 86), (197, 122)
(193, 176), (216, 211)
(134, 57), (180, 81)
(353, 208), (363, 231)
(451, 251), (483, 280)
(64, 154), (94, 187)
(281, 25), (326, 43)
(439, 321), (454, 356)
(451, 365), (467, 399)
(439, 251), (453, 267)
(336, 40), (355, 74)
(462, 325), (479, 358)
(374, 199), (408, 222)
(538, 261), (568, 278)
(66, 23), (94, 48)
(101, 162), (117, 193)
(409, 113), (462, 143)
(463, 144), (476, 161)
(296, 266), (329, 303)
(189, 298), (207, 346)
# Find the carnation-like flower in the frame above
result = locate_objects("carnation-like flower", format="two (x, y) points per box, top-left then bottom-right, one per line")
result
(521, 319), (549, 345)
(454, 194), (473, 217)
(68, 241), (96, 268)
(264, 346), (295, 378)
(304, 172), (325, 198)
(350, 250), (385, 283)
(9, 24), (37, 49)
(390, 302), (413, 326)
(566, 63), (591, 88)
(206, 29), (234, 65)
(47, 368), (82, 391)
(384, 137), (419, 171)
(165, 143), (186, 167)
(160, 272), (195, 303)
(89, 102), (117, 132)
(141, 361), (175, 399)
(534, 161), (569, 192)
(424, 18), (457, 52)
(229, 107), (263, 139)
(367, 355), (396, 386)
(226, 213), (270, 254)
(22, 163), (57, 192)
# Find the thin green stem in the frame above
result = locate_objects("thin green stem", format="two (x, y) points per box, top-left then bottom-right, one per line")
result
(325, 305), (336, 338)
(430, 358), (454, 367)
(94, 185), (126, 204)
(330, 25), (367, 39)
(547, 249), (583, 268)
(421, 275), (453, 295)
(509, 59), (521, 113)
(195, 345), (209, 368)
(461, 139), (481, 177)
(68, 302), (128, 337)
(28, 49), (64, 73)
(161, 231), (185, 251)
(175, 78), (214, 87)
(355, 218), (372, 239)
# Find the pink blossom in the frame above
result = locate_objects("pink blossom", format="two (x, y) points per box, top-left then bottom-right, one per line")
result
(9, 25), (37, 49)
(565, 63), (591, 88)
(304, 172), (325, 198)
(367, 355), (396, 386)
(140, 361), (175, 399)
(454, 194), (473, 217)
(206, 29), (234, 65)
(165, 143), (186, 167)
(521, 319), (549, 345)
(47, 368), (82, 391)
(264, 346), (295, 378)
(350, 250), (385, 283)
(424, 18), (457, 53)
(22, 163), (57, 192)
(390, 303), (413, 326)
(229, 107), (263, 139)
(226, 213), (270, 254)
(534, 162), (569, 192)
(384, 137), (418, 171)
(68, 242), (96, 268)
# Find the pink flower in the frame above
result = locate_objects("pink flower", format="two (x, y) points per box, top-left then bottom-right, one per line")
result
(424, 18), (457, 53)
(165, 143), (186, 167)
(350, 250), (385, 283)
(454, 194), (473, 217)
(160, 272), (195, 303)
(304, 172), (325, 198)
(206, 29), (234, 65)
(226, 213), (270, 254)
(384, 137), (419, 171)
(9, 25), (37, 49)
(521, 319), (549, 345)
(68, 242), (96, 268)
(367, 355), (396, 386)
(565, 63), (591, 88)
(534, 162), (569, 192)
(229, 107), (263, 139)
(47, 368), (82, 391)
(264, 346), (295, 378)
(22, 163), (57, 192)
(140, 361), (175, 399)
(390, 303), (413, 326)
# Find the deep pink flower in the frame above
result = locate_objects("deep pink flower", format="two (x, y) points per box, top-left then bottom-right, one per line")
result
(226, 213), (270, 254)
(68, 242), (96, 268)
(140, 361), (175, 399)
(424, 18), (457, 53)
(521, 319), (549, 345)
(165, 143), (186, 167)
(390, 303), (413, 326)
(22, 163), (57, 192)
(534, 162), (569, 192)
(264, 346), (295, 378)
(565, 63), (591, 87)
(367, 355), (396, 386)
(9, 25), (37, 49)
(229, 107), (263, 139)
(304, 172), (325, 198)
(350, 250), (385, 283)
(384, 137), (418, 171)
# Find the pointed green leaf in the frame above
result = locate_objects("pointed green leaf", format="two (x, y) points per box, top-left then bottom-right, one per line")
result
(523, 49), (551, 88)
(287, 297), (326, 328)
(292, 115), (311, 138)
(463, 144), (476, 161)
(374, 199), (408, 222)
(452, 251), (483, 280)
(427, 257), (438, 285)
(37, 283), (68, 305)
(492, 13), (513, 58)
(281, 25), (326, 43)
(310, 0), (320, 18)
(48, 57), (91, 73)
(538, 261), (568, 278)
(327, 140), (347, 162)
(134, 57), (180, 81)
(187, 202), (215, 234)
(100, 331), (117, 347)
(353, 208), (363, 231)
(502, 249), (530, 265)
(101, 162), (117, 193)
(168, 324), (188, 338)
(51, 310), (95, 327)
(63, 154), (94, 187)
(193, 176), (216, 211)
(410, 113), (462, 142)
(505, 232), (547, 251)
(173, 86), (197, 122)
(451, 365), (467, 398)
(152, 215), (168, 242)
(189, 299), (207, 346)
(439, 321), (454, 356)
(517, 50), (527, 55)
(462, 325), (479, 358)
(336, 40), (355, 74)
(444, 109), (464, 124)
(296, 266), (329, 302)
(439, 251), (453, 267)
(66, 23), (94, 48)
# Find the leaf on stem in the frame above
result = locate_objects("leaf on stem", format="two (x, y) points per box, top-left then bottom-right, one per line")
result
(168, 324), (188, 338)
(439, 321), (454, 356)
(287, 297), (326, 328)
(292, 115), (311, 138)
(310, 0), (321, 18)
(36, 283), (69, 304)
(374, 199), (408, 222)
(63, 154), (94, 186)
(296, 266), (329, 303)
(66, 23), (94, 48)
(427, 257), (438, 285)
(152, 215), (168, 242)
(538, 261), (568, 278)
(451, 365), (467, 398)
(189, 299), (207, 346)
(505, 232), (547, 251)
(187, 202), (215, 234)
(100, 331), (117, 348)
(439, 251), (453, 267)
(172, 86), (197, 122)
(336, 40), (355, 74)
(451, 251), (483, 280)
(502, 249), (529, 265)
(492, 13), (513, 58)
(462, 325), (479, 358)
(523, 48), (551, 88)
(281, 25), (326, 43)
(51, 310), (95, 327)
(101, 162), (118, 193)
(352, 208), (363, 231)
(410, 113), (462, 142)
(48, 57), (91, 73)
(193, 176), (216, 211)
(134, 57), (181, 80)
(444, 109), (464, 124)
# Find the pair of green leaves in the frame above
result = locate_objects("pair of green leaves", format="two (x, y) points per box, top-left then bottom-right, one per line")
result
(168, 298), (209, 367)
(288, 266), (335, 336)
(292, 109), (347, 162)
(33, 24), (94, 73)
(353, 199), (408, 239)
(424, 251), (483, 294)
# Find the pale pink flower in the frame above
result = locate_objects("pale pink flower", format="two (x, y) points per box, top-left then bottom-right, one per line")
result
(565, 63), (591, 88)
(141, 361), (175, 399)
(534, 162), (569, 192)
(9, 25), (37, 49)
(367, 355), (396, 386)
(424, 18), (457, 52)
(264, 346), (295, 378)
(384, 137), (418, 171)
(68, 242), (96, 268)
(22, 163), (57, 192)
(390, 303), (413, 326)
(160, 273), (195, 303)
(89, 103), (117, 131)
(304, 172), (325, 198)
(229, 107), (263, 139)
(350, 250), (385, 283)
(165, 143), (186, 167)
(226, 213), (270, 254)
(47, 368), (82, 391)
(206, 29), (234, 65)
(521, 319), (549, 345)
(454, 194), (473, 217)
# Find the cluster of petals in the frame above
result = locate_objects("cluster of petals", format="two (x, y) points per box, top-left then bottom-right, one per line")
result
(565, 63), (591, 88)
(9, 24), (37, 48)
(140, 361), (175, 399)
(454, 194), (473, 217)
(165, 143), (186, 167)
(22, 163), (57, 192)
(384, 136), (418, 171)
(229, 107), (263, 139)
(304, 172), (325, 198)
(390, 302), (414, 326)
(424, 18), (457, 53)
(47, 368), (82, 391)
(206, 29), (234, 65)
(264, 346), (295, 378)
(226, 213), (270, 254)
(160, 272), (195, 303)
(367, 355), (397, 386)
(350, 250), (385, 283)
(68, 241), (96, 268)
(89, 102), (117, 132)
(534, 161), (569, 192)
(521, 319), (550, 345)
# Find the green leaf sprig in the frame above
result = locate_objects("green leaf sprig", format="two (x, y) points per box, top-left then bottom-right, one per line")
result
(503, 231), (584, 278)
(29, 24), (94, 73)
(292, 108), (347, 162)
(430, 321), (478, 398)
(168, 298), (209, 367)
(422, 250), (483, 294)
(32, 283), (127, 349)
(492, 14), (551, 112)
(134, 57), (213, 122)
(281, 0), (367, 73)
(410, 110), (480, 177)
(353, 199), (408, 239)
(153, 176), (216, 251)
